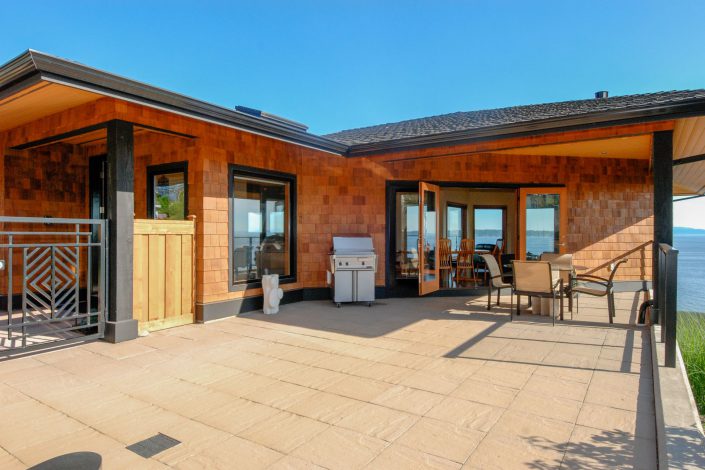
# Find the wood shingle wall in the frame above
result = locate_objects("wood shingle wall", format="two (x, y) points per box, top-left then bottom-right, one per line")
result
(0, 97), (666, 308)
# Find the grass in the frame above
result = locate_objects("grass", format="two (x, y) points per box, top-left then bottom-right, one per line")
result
(677, 312), (705, 420)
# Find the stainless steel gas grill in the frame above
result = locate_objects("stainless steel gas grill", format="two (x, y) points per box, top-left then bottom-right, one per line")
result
(328, 236), (377, 307)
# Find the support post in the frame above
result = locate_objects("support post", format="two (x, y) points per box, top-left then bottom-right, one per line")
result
(652, 130), (673, 333)
(664, 248), (678, 367)
(105, 120), (138, 342)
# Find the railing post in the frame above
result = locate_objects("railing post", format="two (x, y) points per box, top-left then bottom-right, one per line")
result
(664, 247), (679, 367)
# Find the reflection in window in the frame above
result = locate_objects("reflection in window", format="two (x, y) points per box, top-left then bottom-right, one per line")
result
(232, 173), (291, 284)
(152, 171), (186, 220)
(446, 204), (466, 251)
(474, 208), (505, 247)
(422, 190), (437, 281)
(525, 194), (560, 260)
(395, 192), (419, 279)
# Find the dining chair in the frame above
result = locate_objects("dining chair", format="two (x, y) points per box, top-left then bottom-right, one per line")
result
(488, 238), (504, 283)
(456, 239), (480, 286)
(492, 238), (504, 263)
(438, 238), (453, 287)
(512, 260), (564, 326)
(571, 258), (628, 324)
(481, 253), (513, 317)
(540, 253), (574, 316)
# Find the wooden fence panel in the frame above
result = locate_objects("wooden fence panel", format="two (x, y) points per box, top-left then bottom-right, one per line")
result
(133, 218), (196, 333)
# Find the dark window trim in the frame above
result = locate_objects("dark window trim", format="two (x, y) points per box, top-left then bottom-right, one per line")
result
(472, 205), (508, 248)
(228, 164), (297, 292)
(147, 161), (189, 219)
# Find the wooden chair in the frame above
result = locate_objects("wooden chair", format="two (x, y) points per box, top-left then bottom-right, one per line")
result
(397, 249), (419, 278)
(571, 259), (628, 324)
(438, 238), (453, 287)
(512, 260), (564, 326)
(456, 239), (480, 286)
(481, 253), (513, 316)
(492, 239), (504, 265)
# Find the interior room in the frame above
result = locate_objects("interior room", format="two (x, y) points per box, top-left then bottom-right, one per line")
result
(395, 187), (518, 290)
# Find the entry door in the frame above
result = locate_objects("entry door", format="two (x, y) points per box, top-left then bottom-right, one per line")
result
(518, 187), (568, 260)
(418, 182), (441, 295)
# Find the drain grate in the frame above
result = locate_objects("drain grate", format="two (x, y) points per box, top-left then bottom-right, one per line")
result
(126, 433), (181, 458)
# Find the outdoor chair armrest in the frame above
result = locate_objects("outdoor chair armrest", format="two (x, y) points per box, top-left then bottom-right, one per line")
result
(574, 274), (610, 285)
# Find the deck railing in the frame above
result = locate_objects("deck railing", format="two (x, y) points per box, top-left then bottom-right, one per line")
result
(657, 243), (679, 367)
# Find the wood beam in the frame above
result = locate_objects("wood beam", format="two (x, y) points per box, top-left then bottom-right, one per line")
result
(105, 120), (138, 342)
(652, 130), (674, 334)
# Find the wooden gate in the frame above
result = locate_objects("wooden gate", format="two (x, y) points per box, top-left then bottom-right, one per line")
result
(133, 218), (195, 334)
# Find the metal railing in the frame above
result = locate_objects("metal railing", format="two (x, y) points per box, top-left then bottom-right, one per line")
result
(0, 216), (107, 354)
(657, 243), (679, 367)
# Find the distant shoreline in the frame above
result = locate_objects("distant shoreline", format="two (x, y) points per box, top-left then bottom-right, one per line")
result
(675, 227), (705, 235)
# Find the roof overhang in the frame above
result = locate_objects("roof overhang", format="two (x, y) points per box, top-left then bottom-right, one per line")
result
(0, 50), (347, 155)
(345, 100), (705, 157)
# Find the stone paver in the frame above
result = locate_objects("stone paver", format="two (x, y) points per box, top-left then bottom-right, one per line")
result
(0, 292), (656, 468)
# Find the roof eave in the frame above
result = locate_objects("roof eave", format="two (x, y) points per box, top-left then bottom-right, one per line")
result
(345, 99), (705, 157)
(0, 50), (38, 91)
(0, 50), (347, 155)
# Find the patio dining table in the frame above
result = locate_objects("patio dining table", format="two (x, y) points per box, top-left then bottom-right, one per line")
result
(530, 261), (585, 318)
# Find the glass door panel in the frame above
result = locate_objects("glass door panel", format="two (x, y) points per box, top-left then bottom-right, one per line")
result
(419, 182), (441, 295)
(518, 188), (568, 260)
(395, 192), (419, 279)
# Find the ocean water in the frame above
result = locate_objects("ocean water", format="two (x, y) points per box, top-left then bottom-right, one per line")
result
(674, 234), (705, 313)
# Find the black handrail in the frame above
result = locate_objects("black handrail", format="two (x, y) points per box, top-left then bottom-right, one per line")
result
(657, 243), (679, 367)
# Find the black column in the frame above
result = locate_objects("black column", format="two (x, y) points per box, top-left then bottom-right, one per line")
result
(652, 130), (673, 327)
(105, 120), (138, 342)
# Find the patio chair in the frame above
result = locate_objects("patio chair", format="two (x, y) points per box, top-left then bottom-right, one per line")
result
(571, 258), (628, 324)
(540, 253), (574, 316)
(481, 253), (513, 317)
(512, 260), (564, 326)
(492, 238), (504, 265)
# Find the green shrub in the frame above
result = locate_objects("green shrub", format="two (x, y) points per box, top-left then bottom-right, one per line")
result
(677, 312), (705, 419)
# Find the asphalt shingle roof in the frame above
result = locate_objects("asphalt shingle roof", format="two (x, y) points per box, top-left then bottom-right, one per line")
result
(323, 90), (705, 147)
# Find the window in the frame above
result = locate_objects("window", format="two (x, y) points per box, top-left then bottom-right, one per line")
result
(230, 165), (295, 287)
(525, 193), (560, 259)
(474, 206), (506, 247)
(395, 192), (419, 279)
(147, 162), (187, 220)
(446, 203), (467, 251)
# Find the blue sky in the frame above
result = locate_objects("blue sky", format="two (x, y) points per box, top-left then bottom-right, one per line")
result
(2, 0), (705, 227)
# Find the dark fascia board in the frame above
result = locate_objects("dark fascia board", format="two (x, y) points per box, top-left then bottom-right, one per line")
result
(0, 49), (38, 91)
(345, 100), (705, 157)
(6, 50), (705, 159)
(0, 50), (348, 155)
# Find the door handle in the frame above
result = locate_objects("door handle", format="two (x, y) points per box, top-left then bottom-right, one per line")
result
(0, 260), (5, 270)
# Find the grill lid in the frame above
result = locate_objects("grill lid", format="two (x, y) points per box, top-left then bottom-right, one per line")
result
(332, 236), (374, 255)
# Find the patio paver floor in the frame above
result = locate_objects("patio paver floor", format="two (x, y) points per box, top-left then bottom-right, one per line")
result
(0, 292), (655, 469)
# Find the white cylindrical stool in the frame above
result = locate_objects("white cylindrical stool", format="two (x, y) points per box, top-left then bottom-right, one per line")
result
(262, 274), (284, 314)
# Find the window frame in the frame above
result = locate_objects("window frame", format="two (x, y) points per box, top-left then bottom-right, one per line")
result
(147, 161), (189, 219)
(445, 202), (467, 250)
(228, 164), (297, 291)
(472, 205), (507, 247)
